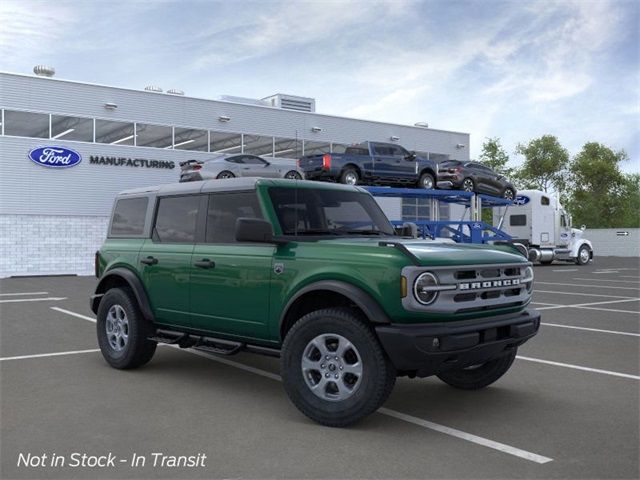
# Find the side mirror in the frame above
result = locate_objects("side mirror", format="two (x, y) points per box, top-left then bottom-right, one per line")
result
(581, 224), (586, 231)
(395, 222), (418, 238)
(405, 151), (416, 161)
(235, 218), (276, 243)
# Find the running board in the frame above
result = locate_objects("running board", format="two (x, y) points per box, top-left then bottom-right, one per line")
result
(149, 328), (280, 357)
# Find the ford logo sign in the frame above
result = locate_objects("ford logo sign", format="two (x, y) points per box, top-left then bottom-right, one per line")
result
(513, 195), (530, 205)
(28, 146), (82, 168)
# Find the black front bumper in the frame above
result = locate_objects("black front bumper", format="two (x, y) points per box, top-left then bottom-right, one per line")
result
(376, 309), (540, 377)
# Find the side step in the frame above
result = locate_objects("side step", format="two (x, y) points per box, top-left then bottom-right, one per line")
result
(148, 328), (280, 357)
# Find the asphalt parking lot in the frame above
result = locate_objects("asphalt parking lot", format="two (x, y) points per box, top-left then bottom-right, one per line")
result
(1, 257), (638, 479)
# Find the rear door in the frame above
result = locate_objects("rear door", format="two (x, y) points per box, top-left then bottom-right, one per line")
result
(139, 194), (201, 328)
(189, 191), (274, 339)
(371, 143), (396, 179)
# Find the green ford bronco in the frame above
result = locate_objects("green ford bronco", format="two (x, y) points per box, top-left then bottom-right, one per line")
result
(91, 178), (539, 426)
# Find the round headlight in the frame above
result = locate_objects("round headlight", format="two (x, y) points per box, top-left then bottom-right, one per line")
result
(524, 266), (534, 293)
(414, 272), (439, 305)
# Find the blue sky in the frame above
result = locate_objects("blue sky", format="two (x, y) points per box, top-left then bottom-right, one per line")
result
(1, 0), (638, 172)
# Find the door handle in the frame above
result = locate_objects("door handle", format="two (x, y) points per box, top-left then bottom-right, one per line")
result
(194, 259), (215, 269)
(140, 256), (158, 266)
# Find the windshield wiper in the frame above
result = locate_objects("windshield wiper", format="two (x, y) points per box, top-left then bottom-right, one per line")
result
(289, 229), (343, 236)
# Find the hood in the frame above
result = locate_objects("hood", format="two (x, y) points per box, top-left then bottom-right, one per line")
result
(317, 237), (527, 266)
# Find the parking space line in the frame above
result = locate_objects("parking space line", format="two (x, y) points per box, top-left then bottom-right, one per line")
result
(536, 282), (639, 291)
(552, 269), (577, 272)
(0, 291), (49, 296)
(516, 356), (640, 380)
(0, 349), (100, 362)
(572, 278), (640, 284)
(541, 323), (640, 337)
(51, 307), (96, 323)
(574, 306), (639, 315)
(534, 290), (636, 299)
(534, 298), (640, 311)
(0, 297), (67, 304)
(620, 275), (640, 279)
(181, 347), (553, 464)
(531, 302), (562, 307)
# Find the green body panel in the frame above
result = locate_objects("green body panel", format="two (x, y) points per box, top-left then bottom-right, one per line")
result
(139, 240), (194, 327)
(190, 244), (274, 340)
(98, 178), (530, 346)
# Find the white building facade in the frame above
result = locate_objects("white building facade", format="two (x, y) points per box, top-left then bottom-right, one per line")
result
(0, 72), (470, 277)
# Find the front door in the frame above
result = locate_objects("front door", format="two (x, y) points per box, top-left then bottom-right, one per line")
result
(239, 155), (279, 177)
(139, 194), (201, 328)
(189, 191), (274, 340)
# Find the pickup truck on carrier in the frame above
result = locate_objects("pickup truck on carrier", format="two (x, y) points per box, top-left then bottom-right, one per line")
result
(298, 141), (439, 189)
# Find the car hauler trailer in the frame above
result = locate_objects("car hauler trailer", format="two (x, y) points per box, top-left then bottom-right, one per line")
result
(492, 190), (593, 265)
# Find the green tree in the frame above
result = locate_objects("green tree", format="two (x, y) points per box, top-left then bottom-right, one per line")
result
(566, 142), (637, 228)
(514, 135), (569, 193)
(479, 137), (513, 176)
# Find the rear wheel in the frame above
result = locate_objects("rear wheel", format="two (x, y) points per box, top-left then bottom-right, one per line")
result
(576, 245), (591, 265)
(216, 170), (235, 179)
(340, 168), (359, 186)
(281, 308), (395, 427)
(97, 288), (157, 369)
(418, 172), (435, 189)
(437, 348), (517, 390)
(503, 187), (515, 200)
(284, 170), (302, 180)
(462, 178), (475, 192)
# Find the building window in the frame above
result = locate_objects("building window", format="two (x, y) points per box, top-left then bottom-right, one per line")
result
(153, 195), (200, 243)
(244, 134), (274, 156)
(136, 123), (173, 149)
(429, 153), (450, 163)
(95, 119), (135, 145)
(50, 114), (93, 142)
(173, 127), (208, 151)
(303, 140), (330, 156)
(210, 131), (243, 154)
(273, 137), (302, 158)
(110, 197), (148, 236)
(3, 110), (49, 138)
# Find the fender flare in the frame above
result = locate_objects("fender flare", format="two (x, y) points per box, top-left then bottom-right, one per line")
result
(279, 280), (392, 331)
(90, 267), (155, 323)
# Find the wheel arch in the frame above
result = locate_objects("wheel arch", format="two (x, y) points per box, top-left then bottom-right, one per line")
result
(419, 167), (436, 179)
(91, 267), (155, 323)
(342, 163), (362, 177)
(279, 280), (391, 340)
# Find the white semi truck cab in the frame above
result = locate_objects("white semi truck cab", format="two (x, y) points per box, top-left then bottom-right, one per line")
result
(493, 190), (593, 265)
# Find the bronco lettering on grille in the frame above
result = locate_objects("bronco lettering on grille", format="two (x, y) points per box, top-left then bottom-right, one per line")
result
(459, 279), (520, 290)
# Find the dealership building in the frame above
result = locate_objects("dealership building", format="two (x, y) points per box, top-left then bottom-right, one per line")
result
(0, 70), (470, 277)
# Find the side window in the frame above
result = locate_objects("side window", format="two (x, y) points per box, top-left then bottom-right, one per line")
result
(373, 144), (391, 156)
(541, 196), (550, 206)
(242, 156), (267, 165)
(110, 197), (148, 236)
(154, 195), (200, 243)
(510, 215), (527, 226)
(206, 192), (263, 243)
(226, 156), (242, 164)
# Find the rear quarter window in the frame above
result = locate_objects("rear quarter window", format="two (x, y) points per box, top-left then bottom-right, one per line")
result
(110, 197), (148, 236)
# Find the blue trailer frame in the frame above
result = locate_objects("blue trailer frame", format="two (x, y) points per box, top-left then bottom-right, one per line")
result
(363, 187), (514, 244)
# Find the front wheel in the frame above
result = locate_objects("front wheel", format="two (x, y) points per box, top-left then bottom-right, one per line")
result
(96, 287), (157, 369)
(462, 178), (475, 192)
(281, 308), (396, 427)
(503, 187), (515, 200)
(418, 172), (435, 189)
(436, 348), (517, 390)
(576, 245), (591, 265)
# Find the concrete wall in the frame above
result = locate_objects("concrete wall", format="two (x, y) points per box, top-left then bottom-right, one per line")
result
(586, 228), (640, 258)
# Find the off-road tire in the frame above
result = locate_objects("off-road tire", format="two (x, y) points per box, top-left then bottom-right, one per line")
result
(97, 287), (157, 369)
(418, 172), (435, 189)
(281, 308), (396, 427)
(216, 171), (235, 179)
(339, 168), (359, 186)
(436, 348), (517, 390)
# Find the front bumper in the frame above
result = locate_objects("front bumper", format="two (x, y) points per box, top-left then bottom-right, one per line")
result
(376, 309), (540, 377)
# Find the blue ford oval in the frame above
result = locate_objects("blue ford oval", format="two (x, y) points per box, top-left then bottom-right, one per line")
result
(28, 146), (82, 168)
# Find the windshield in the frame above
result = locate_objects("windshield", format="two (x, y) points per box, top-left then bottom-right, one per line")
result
(268, 187), (395, 236)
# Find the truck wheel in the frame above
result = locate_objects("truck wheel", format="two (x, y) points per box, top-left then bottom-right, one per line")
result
(281, 308), (396, 427)
(462, 178), (475, 192)
(576, 245), (591, 265)
(436, 348), (517, 390)
(97, 287), (157, 370)
(340, 168), (359, 185)
(503, 187), (515, 200)
(216, 170), (235, 179)
(418, 172), (435, 189)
